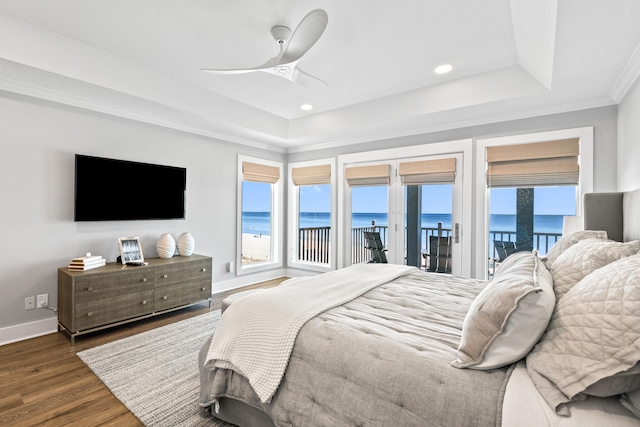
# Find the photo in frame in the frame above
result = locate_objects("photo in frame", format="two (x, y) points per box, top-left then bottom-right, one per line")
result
(118, 236), (144, 264)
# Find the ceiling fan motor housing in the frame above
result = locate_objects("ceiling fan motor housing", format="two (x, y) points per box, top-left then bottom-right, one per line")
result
(271, 26), (291, 45)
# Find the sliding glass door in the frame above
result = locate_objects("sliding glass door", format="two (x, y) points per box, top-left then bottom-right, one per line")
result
(343, 153), (463, 275)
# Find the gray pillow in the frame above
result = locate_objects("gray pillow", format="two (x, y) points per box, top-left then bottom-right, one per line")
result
(621, 388), (640, 419)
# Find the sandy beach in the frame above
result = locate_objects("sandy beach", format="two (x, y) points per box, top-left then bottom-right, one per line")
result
(242, 233), (271, 263)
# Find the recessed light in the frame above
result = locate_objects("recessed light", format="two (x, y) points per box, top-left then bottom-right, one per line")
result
(434, 64), (453, 74)
(300, 104), (313, 111)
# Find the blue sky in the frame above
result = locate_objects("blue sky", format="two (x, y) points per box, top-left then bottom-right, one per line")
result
(242, 181), (271, 212)
(244, 182), (576, 215)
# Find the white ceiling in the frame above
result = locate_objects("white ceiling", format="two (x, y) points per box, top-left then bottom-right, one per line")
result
(1, 0), (640, 152)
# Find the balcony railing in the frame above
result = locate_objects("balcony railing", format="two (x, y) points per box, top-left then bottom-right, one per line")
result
(298, 227), (331, 263)
(297, 225), (562, 266)
(489, 230), (562, 257)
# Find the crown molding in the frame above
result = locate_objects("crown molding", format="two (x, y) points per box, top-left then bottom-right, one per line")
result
(0, 77), (288, 154)
(286, 97), (616, 154)
(0, 75), (618, 156)
(610, 41), (640, 103)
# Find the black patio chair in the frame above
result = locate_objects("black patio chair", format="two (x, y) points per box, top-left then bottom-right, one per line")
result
(363, 231), (387, 263)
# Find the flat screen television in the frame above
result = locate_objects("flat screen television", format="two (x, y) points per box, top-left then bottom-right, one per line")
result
(74, 154), (186, 221)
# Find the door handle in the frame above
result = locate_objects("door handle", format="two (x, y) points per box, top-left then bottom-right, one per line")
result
(454, 223), (460, 243)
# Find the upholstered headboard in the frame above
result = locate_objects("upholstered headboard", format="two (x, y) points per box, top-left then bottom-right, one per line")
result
(584, 188), (640, 242)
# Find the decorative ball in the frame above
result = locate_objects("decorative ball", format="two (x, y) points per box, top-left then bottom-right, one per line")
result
(177, 232), (195, 256)
(156, 233), (176, 258)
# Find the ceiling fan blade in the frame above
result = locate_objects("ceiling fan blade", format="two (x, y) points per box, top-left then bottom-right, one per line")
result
(201, 56), (278, 74)
(292, 67), (327, 91)
(280, 9), (328, 64)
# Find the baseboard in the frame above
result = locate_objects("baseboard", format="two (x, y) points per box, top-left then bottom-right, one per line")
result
(0, 317), (58, 346)
(213, 268), (290, 294)
(212, 267), (322, 295)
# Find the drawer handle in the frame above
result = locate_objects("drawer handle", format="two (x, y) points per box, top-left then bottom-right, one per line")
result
(87, 286), (93, 292)
(163, 296), (168, 300)
(142, 278), (147, 283)
(87, 312), (93, 317)
(142, 300), (148, 305)
(201, 287), (206, 291)
(162, 274), (168, 279)
(201, 268), (207, 272)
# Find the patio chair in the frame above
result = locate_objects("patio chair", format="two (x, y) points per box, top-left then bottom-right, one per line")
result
(363, 231), (387, 263)
(427, 235), (452, 273)
(493, 238), (533, 262)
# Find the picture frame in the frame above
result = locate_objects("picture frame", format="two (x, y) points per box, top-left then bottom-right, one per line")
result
(117, 236), (144, 264)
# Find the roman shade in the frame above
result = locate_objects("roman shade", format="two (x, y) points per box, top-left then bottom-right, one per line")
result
(486, 139), (579, 188)
(345, 164), (390, 186)
(292, 164), (331, 186)
(398, 158), (456, 185)
(242, 161), (280, 184)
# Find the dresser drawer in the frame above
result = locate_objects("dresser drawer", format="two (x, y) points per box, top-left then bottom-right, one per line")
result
(75, 270), (154, 302)
(155, 259), (211, 289)
(154, 280), (212, 311)
(74, 290), (154, 331)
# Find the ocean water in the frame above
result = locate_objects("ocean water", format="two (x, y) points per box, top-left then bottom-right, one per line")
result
(242, 212), (564, 237)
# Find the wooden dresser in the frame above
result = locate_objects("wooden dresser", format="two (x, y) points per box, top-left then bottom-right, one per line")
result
(58, 254), (212, 344)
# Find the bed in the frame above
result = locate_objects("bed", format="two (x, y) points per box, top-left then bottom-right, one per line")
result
(199, 188), (640, 426)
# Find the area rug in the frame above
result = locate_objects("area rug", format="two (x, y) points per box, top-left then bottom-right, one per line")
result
(77, 310), (233, 427)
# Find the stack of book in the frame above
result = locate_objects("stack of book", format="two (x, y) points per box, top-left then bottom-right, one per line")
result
(68, 254), (106, 271)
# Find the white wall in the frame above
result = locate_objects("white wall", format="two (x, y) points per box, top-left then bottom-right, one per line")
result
(0, 89), (622, 345)
(0, 91), (284, 344)
(618, 77), (640, 190)
(288, 107), (619, 193)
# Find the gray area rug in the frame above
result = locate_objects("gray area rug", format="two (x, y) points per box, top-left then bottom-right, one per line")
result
(77, 310), (233, 427)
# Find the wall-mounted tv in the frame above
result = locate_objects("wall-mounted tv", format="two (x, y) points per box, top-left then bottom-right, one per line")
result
(75, 154), (186, 221)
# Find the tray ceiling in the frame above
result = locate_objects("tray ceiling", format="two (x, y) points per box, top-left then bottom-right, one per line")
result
(1, 0), (639, 151)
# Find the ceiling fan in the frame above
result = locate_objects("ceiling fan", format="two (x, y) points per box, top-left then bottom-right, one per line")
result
(201, 9), (328, 91)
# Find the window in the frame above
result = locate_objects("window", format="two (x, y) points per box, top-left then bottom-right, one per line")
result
(238, 156), (283, 274)
(489, 186), (576, 259)
(340, 152), (466, 273)
(476, 127), (594, 279)
(288, 160), (335, 271)
(486, 138), (579, 261)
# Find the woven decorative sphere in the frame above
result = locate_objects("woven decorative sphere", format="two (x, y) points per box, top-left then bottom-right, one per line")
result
(156, 233), (176, 258)
(177, 232), (195, 256)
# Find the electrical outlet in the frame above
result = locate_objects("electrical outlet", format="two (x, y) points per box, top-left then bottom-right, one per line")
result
(37, 294), (48, 308)
(25, 296), (35, 310)
(226, 262), (234, 273)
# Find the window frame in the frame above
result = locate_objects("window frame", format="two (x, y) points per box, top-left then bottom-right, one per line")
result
(236, 155), (283, 275)
(475, 127), (594, 279)
(287, 158), (336, 272)
(337, 139), (473, 276)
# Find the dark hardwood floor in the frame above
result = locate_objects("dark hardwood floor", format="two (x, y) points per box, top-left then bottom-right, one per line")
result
(0, 278), (287, 427)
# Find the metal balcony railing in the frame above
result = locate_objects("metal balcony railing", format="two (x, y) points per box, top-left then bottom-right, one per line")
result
(297, 225), (562, 267)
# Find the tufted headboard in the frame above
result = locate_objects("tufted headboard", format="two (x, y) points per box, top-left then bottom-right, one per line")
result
(584, 188), (640, 242)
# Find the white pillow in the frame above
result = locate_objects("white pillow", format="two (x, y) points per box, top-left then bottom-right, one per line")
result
(550, 239), (640, 301)
(527, 254), (640, 415)
(542, 230), (608, 268)
(452, 251), (555, 370)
